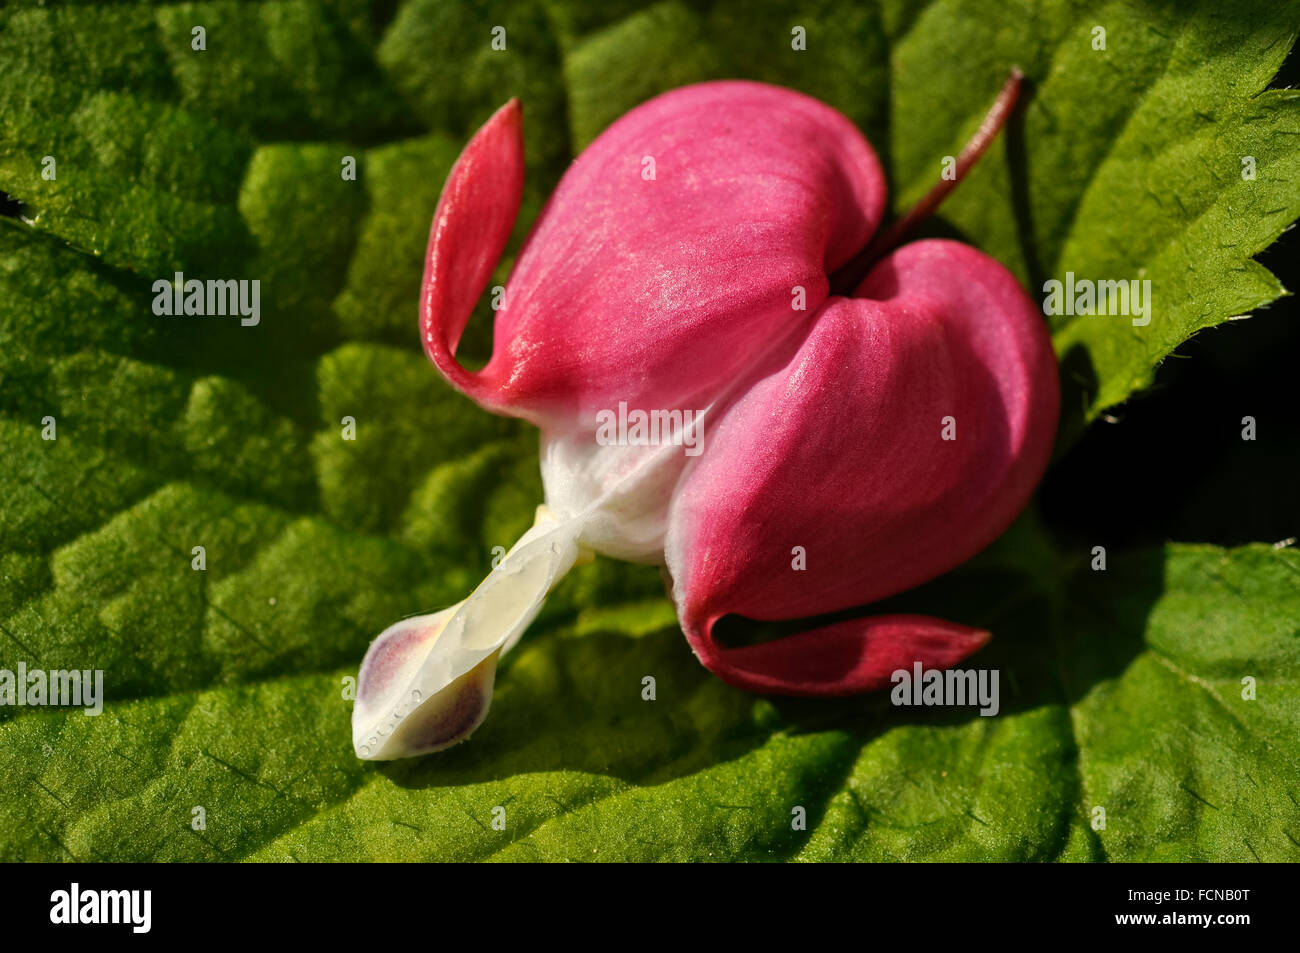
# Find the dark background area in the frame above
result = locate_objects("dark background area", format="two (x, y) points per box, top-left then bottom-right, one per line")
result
(1040, 45), (1299, 550)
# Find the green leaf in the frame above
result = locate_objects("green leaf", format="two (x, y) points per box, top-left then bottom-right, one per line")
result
(1, 0), (1298, 861)
(3, 539), (1297, 861)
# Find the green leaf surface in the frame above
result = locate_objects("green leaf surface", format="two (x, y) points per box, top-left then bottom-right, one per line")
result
(1, 0), (1298, 861)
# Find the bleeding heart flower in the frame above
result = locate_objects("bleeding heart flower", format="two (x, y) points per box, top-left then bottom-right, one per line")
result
(352, 74), (1059, 760)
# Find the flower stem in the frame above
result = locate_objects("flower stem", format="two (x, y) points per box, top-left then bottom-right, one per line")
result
(830, 67), (1024, 296)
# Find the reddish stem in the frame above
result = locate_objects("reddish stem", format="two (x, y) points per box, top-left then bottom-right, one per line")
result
(829, 67), (1024, 296)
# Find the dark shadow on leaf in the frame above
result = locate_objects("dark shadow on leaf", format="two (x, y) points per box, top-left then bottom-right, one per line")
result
(377, 622), (761, 789)
(1003, 73), (1045, 296)
(376, 542), (1166, 805)
(898, 212), (972, 246)
(1053, 343), (1099, 460)
(718, 545), (1165, 738)
(0, 191), (25, 220)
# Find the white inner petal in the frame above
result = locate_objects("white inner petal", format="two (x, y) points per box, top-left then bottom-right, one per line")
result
(352, 506), (584, 760)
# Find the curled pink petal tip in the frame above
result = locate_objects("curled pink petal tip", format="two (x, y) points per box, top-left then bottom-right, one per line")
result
(683, 610), (991, 696)
(419, 98), (524, 413)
